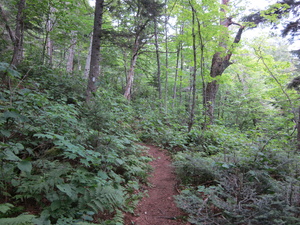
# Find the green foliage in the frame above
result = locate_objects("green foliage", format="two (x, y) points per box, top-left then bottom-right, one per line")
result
(0, 65), (150, 224)
(0, 214), (35, 225)
(174, 126), (300, 224)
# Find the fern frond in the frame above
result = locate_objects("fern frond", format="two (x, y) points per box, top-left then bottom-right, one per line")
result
(0, 214), (35, 225)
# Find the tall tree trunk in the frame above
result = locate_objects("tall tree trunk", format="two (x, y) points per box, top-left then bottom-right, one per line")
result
(66, 31), (77, 73)
(44, 6), (55, 66)
(84, 33), (93, 79)
(203, 0), (244, 126)
(164, 0), (168, 111)
(297, 107), (300, 153)
(179, 41), (184, 105)
(124, 36), (139, 101)
(0, 4), (15, 44)
(188, 4), (197, 132)
(11, 0), (26, 66)
(86, 0), (104, 102)
(172, 44), (180, 108)
(154, 18), (162, 100)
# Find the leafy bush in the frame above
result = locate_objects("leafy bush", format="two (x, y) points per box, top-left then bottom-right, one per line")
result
(174, 126), (300, 224)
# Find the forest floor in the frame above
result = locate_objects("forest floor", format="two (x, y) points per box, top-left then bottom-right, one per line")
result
(124, 144), (190, 225)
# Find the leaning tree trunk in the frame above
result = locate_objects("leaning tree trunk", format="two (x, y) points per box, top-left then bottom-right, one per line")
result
(124, 36), (139, 101)
(203, 0), (244, 126)
(11, 0), (26, 66)
(86, 0), (104, 102)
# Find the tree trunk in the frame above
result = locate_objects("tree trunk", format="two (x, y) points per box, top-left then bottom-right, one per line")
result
(164, 0), (168, 111)
(11, 0), (26, 66)
(297, 107), (300, 153)
(172, 44), (180, 107)
(44, 6), (56, 66)
(124, 36), (139, 101)
(188, 5), (197, 132)
(86, 0), (104, 102)
(203, 0), (244, 125)
(0, 4), (15, 44)
(154, 18), (162, 100)
(84, 33), (93, 79)
(66, 31), (77, 73)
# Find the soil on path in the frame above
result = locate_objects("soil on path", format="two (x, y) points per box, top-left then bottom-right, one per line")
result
(124, 144), (190, 225)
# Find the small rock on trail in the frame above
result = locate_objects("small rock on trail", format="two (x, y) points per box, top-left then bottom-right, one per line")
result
(124, 144), (190, 225)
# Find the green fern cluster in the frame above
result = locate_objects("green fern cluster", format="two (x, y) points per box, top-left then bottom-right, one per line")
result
(79, 185), (125, 213)
(0, 65), (150, 224)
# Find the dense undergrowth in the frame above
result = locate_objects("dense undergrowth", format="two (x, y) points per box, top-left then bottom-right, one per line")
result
(130, 93), (300, 224)
(0, 63), (151, 224)
(1, 62), (300, 224)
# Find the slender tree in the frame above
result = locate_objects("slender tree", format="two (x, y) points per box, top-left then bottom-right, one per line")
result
(154, 17), (162, 100)
(66, 31), (77, 73)
(188, 0), (197, 132)
(123, 0), (164, 100)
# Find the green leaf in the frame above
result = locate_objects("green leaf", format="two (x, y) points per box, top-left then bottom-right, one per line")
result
(4, 150), (21, 161)
(50, 201), (61, 211)
(56, 184), (76, 200)
(0, 203), (14, 214)
(17, 161), (32, 173)
(0, 214), (35, 224)
(0, 130), (11, 137)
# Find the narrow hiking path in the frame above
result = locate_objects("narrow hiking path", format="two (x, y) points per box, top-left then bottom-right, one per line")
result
(124, 144), (190, 225)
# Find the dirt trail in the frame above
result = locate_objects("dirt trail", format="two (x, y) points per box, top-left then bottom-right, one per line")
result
(124, 144), (190, 225)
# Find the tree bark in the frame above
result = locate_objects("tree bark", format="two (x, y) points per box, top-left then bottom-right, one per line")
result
(86, 0), (104, 102)
(298, 106), (300, 152)
(0, 4), (15, 44)
(188, 4), (197, 132)
(84, 33), (93, 79)
(154, 18), (162, 100)
(11, 0), (26, 66)
(203, 0), (244, 126)
(124, 36), (139, 100)
(66, 31), (77, 73)
(164, 0), (169, 111)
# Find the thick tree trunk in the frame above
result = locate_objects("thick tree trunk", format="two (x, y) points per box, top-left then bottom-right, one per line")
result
(203, 13), (244, 125)
(11, 0), (26, 66)
(124, 37), (139, 101)
(66, 31), (77, 73)
(86, 0), (104, 102)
